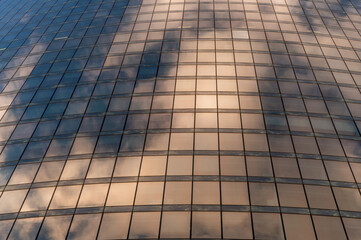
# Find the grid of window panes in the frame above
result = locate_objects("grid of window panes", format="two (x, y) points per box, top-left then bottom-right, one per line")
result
(0, 0), (360, 239)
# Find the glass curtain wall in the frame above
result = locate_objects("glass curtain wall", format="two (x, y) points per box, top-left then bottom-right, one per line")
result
(0, 0), (360, 239)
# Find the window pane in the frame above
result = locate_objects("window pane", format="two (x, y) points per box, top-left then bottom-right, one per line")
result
(277, 183), (307, 208)
(113, 157), (141, 177)
(119, 134), (145, 151)
(172, 113), (194, 128)
(313, 216), (347, 240)
(148, 113), (171, 129)
(195, 133), (218, 150)
(129, 212), (161, 239)
(140, 156), (167, 176)
(78, 184), (108, 207)
(324, 161), (354, 182)
(220, 156), (246, 176)
(37, 215), (72, 240)
(193, 181), (220, 204)
(167, 155), (192, 175)
(244, 133), (268, 151)
(305, 185), (337, 210)
(220, 133), (243, 150)
(196, 113), (217, 128)
(221, 182), (249, 205)
(247, 157), (273, 177)
(79, 117), (103, 133)
(0, 219), (15, 239)
(192, 212), (221, 238)
(164, 181), (192, 204)
(56, 118), (81, 135)
(135, 182), (164, 205)
(125, 114), (149, 130)
(70, 137), (97, 155)
(35, 161), (64, 182)
(49, 185), (82, 209)
(106, 183), (136, 206)
(333, 187), (361, 212)
(67, 214), (102, 240)
(194, 156), (219, 175)
(144, 133), (169, 151)
(249, 182), (278, 206)
(253, 213), (284, 240)
(343, 218), (361, 240)
(21, 141), (50, 159)
(222, 212), (252, 239)
(242, 113), (264, 129)
(95, 135), (122, 153)
(283, 214), (316, 240)
(272, 157), (300, 178)
(169, 133), (194, 150)
(0, 143), (27, 162)
(46, 138), (73, 157)
(98, 213), (131, 239)
(0, 189), (27, 214)
(60, 159), (90, 180)
(8, 217), (43, 240)
(0, 166), (15, 186)
(21, 187), (55, 211)
(102, 115), (126, 131)
(160, 212), (190, 238)
(10, 122), (37, 140)
(86, 158), (115, 179)
(299, 159), (327, 180)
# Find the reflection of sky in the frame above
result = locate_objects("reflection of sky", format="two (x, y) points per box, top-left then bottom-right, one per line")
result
(0, 0), (360, 238)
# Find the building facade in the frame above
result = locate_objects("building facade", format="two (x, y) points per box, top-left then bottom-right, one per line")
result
(0, 0), (360, 239)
